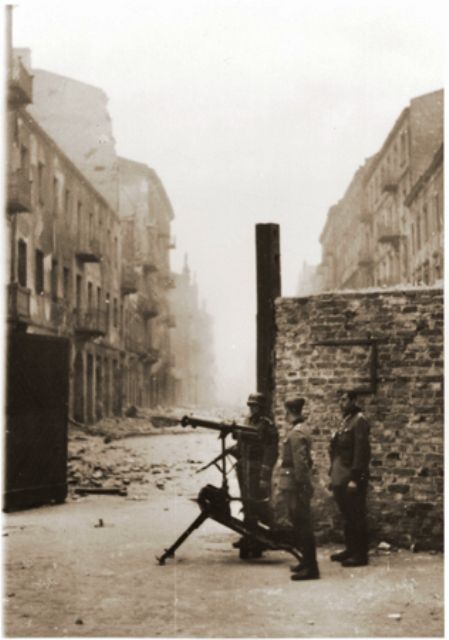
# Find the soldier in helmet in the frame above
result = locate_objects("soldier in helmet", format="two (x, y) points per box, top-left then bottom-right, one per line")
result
(279, 396), (320, 581)
(233, 392), (279, 557)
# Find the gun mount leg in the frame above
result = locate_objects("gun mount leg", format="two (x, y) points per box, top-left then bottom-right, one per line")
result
(157, 511), (209, 565)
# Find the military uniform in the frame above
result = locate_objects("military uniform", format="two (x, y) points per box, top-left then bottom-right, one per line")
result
(329, 407), (371, 564)
(236, 412), (278, 528)
(279, 419), (318, 574)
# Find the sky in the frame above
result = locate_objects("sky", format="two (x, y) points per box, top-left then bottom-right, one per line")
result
(6, 0), (445, 406)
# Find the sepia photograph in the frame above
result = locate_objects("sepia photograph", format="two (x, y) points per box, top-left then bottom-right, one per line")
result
(2, 0), (444, 637)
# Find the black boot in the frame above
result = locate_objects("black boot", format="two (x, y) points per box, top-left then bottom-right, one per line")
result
(330, 549), (352, 562)
(291, 564), (320, 581)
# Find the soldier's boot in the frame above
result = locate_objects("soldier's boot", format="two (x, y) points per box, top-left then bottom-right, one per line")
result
(232, 537), (247, 549)
(290, 564), (320, 581)
(330, 549), (352, 562)
(341, 555), (368, 567)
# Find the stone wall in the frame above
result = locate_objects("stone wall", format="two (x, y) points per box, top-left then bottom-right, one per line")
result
(273, 287), (443, 550)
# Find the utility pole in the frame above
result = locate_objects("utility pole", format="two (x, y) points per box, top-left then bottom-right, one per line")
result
(255, 223), (281, 414)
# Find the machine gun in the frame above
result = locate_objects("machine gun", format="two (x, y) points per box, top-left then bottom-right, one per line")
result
(156, 414), (302, 565)
(180, 414), (258, 438)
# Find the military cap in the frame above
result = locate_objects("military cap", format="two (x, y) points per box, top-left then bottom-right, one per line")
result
(284, 396), (305, 413)
(247, 392), (266, 406)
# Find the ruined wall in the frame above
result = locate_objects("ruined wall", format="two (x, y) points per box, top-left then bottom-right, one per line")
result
(273, 287), (443, 550)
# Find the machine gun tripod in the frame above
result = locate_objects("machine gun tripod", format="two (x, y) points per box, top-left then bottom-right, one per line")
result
(156, 415), (302, 565)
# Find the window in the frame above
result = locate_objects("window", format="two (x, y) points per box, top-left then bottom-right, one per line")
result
(113, 298), (118, 327)
(18, 239), (27, 287)
(105, 292), (110, 327)
(76, 275), (82, 309)
(53, 177), (59, 214)
(97, 286), (102, 310)
(51, 260), (58, 301)
(35, 249), (44, 294)
(63, 267), (70, 300)
(64, 189), (71, 217)
(423, 204), (429, 242)
(87, 281), (93, 310)
(38, 161), (45, 205)
(20, 145), (29, 172)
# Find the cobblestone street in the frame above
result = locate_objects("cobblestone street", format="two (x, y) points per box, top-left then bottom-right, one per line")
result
(4, 430), (444, 637)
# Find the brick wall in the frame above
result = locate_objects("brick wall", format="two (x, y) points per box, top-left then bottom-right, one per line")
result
(273, 287), (443, 550)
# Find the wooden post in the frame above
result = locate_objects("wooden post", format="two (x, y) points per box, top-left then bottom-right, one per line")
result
(255, 224), (281, 414)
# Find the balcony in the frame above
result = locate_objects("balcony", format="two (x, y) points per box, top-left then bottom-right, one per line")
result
(159, 273), (176, 289)
(380, 172), (399, 194)
(73, 308), (107, 337)
(76, 235), (102, 263)
(7, 170), (32, 213)
(8, 56), (33, 106)
(137, 293), (159, 319)
(121, 264), (138, 295)
(377, 222), (403, 244)
(141, 251), (158, 273)
(168, 236), (176, 250)
(8, 283), (31, 324)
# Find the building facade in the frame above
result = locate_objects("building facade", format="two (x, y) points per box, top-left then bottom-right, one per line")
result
(169, 258), (216, 407)
(7, 51), (123, 424)
(118, 157), (176, 408)
(6, 43), (213, 423)
(319, 90), (444, 291)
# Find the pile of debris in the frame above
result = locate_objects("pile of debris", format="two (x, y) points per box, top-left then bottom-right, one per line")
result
(67, 429), (151, 498)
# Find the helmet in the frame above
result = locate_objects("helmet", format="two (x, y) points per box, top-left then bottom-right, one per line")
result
(284, 396), (305, 414)
(247, 392), (266, 407)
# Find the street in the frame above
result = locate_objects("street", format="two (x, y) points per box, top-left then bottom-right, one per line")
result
(4, 430), (444, 638)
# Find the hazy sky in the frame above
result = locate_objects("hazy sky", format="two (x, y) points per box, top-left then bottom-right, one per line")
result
(9, 0), (445, 406)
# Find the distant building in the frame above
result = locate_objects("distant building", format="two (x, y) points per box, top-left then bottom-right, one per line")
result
(296, 261), (321, 296)
(319, 90), (444, 290)
(118, 157), (176, 408)
(169, 258), (216, 407)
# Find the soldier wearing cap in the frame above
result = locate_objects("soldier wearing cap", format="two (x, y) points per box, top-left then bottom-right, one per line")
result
(329, 389), (371, 567)
(280, 396), (319, 581)
(233, 392), (278, 557)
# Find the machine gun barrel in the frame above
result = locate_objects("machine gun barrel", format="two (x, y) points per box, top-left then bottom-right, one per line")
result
(180, 415), (257, 437)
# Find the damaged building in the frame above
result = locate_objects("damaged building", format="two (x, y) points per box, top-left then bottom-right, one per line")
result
(6, 44), (214, 430)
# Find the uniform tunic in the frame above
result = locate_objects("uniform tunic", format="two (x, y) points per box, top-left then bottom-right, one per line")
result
(236, 413), (278, 526)
(329, 409), (371, 560)
(279, 420), (318, 568)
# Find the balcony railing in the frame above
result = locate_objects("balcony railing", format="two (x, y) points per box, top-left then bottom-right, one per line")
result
(73, 308), (108, 337)
(76, 236), (102, 263)
(124, 334), (145, 354)
(121, 264), (138, 295)
(137, 293), (159, 318)
(380, 172), (399, 193)
(7, 170), (32, 213)
(8, 56), (33, 105)
(377, 222), (403, 244)
(8, 283), (31, 324)
(141, 251), (158, 273)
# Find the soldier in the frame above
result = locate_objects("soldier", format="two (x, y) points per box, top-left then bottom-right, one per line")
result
(233, 392), (278, 557)
(329, 389), (371, 567)
(279, 396), (320, 581)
